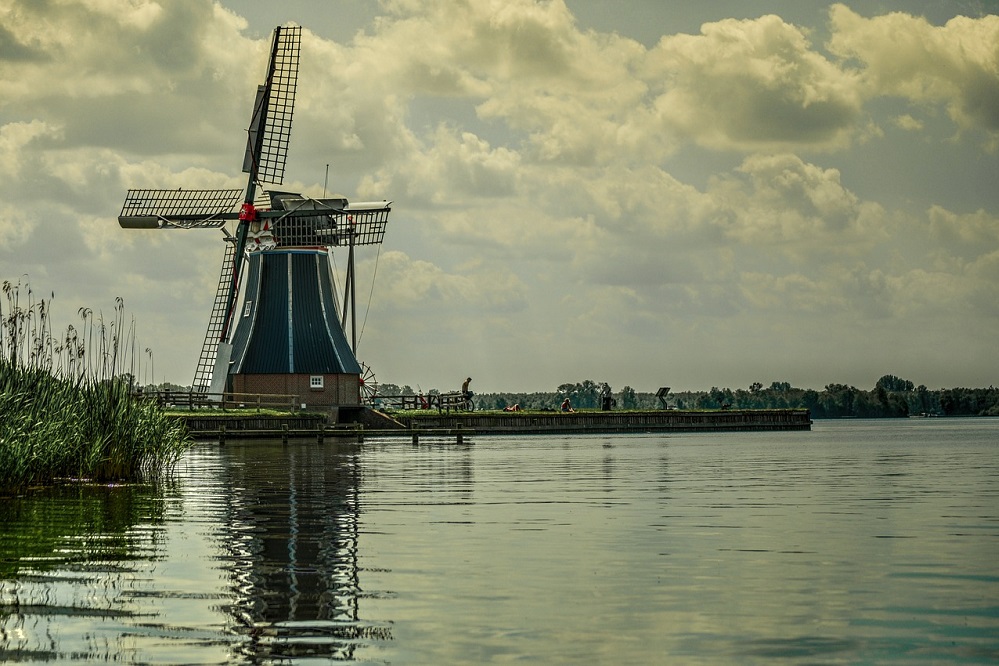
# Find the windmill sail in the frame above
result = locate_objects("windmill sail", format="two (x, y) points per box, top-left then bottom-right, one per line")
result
(243, 26), (301, 185)
(191, 232), (237, 393)
(224, 25), (302, 343)
(266, 194), (391, 248)
(118, 188), (243, 229)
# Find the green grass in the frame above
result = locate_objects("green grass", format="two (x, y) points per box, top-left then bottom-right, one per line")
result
(390, 407), (804, 418)
(1, 281), (191, 494)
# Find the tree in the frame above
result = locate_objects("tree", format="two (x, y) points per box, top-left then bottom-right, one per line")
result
(578, 380), (601, 408)
(696, 387), (733, 409)
(876, 374), (914, 393)
(915, 384), (930, 414)
(821, 384), (856, 417)
(556, 380), (603, 409)
(620, 386), (637, 409)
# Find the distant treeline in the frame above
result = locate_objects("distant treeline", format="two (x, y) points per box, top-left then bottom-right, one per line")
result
(378, 375), (999, 418)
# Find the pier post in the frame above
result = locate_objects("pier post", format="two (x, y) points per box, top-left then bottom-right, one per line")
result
(412, 431), (419, 445)
(282, 424), (289, 445)
(219, 425), (226, 446)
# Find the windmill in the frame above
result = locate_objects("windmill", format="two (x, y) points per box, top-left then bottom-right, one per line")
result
(118, 25), (390, 415)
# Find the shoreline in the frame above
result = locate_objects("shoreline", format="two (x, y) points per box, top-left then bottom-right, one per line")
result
(173, 408), (812, 441)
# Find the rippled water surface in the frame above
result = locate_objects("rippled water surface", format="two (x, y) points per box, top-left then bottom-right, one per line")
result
(2, 419), (998, 663)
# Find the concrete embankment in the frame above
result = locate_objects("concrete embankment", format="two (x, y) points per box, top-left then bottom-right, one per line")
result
(175, 414), (328, 440)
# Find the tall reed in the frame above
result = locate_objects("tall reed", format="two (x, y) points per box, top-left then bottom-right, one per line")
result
(1, 280), (190, 493)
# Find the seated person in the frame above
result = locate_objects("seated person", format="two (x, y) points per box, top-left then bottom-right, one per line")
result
(503, 404), (521, 412)
(560, 398), (574, 412)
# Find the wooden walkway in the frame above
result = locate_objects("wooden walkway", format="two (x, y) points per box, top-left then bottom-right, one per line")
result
(174, 409), (810, 444)
(184, 422), (472, 445)
(395, 409), (811, 434)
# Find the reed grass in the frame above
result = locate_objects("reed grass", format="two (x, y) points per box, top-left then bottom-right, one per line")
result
(1, 280), (190, 493)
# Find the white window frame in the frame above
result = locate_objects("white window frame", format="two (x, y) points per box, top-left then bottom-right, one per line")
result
(310, 375), (324, 390)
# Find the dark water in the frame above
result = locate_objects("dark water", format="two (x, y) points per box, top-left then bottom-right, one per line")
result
(2, 419), (997, 664)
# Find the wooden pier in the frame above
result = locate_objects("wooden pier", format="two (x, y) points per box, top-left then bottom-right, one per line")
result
(395, 409), (811, 434)
(174, 408), (809, 444)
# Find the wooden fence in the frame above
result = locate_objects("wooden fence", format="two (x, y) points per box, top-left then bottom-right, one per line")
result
(373, 392), (471, 413)
(136, 390), (301, 412)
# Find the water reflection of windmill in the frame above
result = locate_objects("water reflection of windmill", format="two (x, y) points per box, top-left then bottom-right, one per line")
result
(118, 25), (390, 415)
(216, 444), (390, 660)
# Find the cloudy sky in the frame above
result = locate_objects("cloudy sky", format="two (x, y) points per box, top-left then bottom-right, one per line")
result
(2, 0), (997, 393)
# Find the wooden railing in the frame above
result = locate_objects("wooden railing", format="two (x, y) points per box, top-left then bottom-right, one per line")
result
(437, 392), (473, 412)
(135, 390), (301, 412)
(374, 394), (438, 410)
(373, 392), (471, 413)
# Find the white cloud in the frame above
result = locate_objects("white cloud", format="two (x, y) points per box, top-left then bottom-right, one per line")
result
(828, 4), (999, 147)
(927, 205), (999, 262)
(2, 0), (997, 391)
(0, 206), (37, 248)
(0, 120), (58, 181)
(724, 153), (882, 249)
(373, 125), (522, 203)
(893, 114), (924, 131)
(646, 14), (864, 151)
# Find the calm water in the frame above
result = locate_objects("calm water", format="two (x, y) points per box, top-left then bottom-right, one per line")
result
(1, 419), (997, 664)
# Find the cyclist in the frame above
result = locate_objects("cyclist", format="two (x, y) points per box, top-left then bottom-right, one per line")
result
(461, 377), (474, 411)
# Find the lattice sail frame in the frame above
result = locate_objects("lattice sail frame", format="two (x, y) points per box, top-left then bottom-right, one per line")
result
(118, 189), (243, 228)
(343, 208), (391, 247)
(266, 195), (390, 248)
(243, 26), (300, 186)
